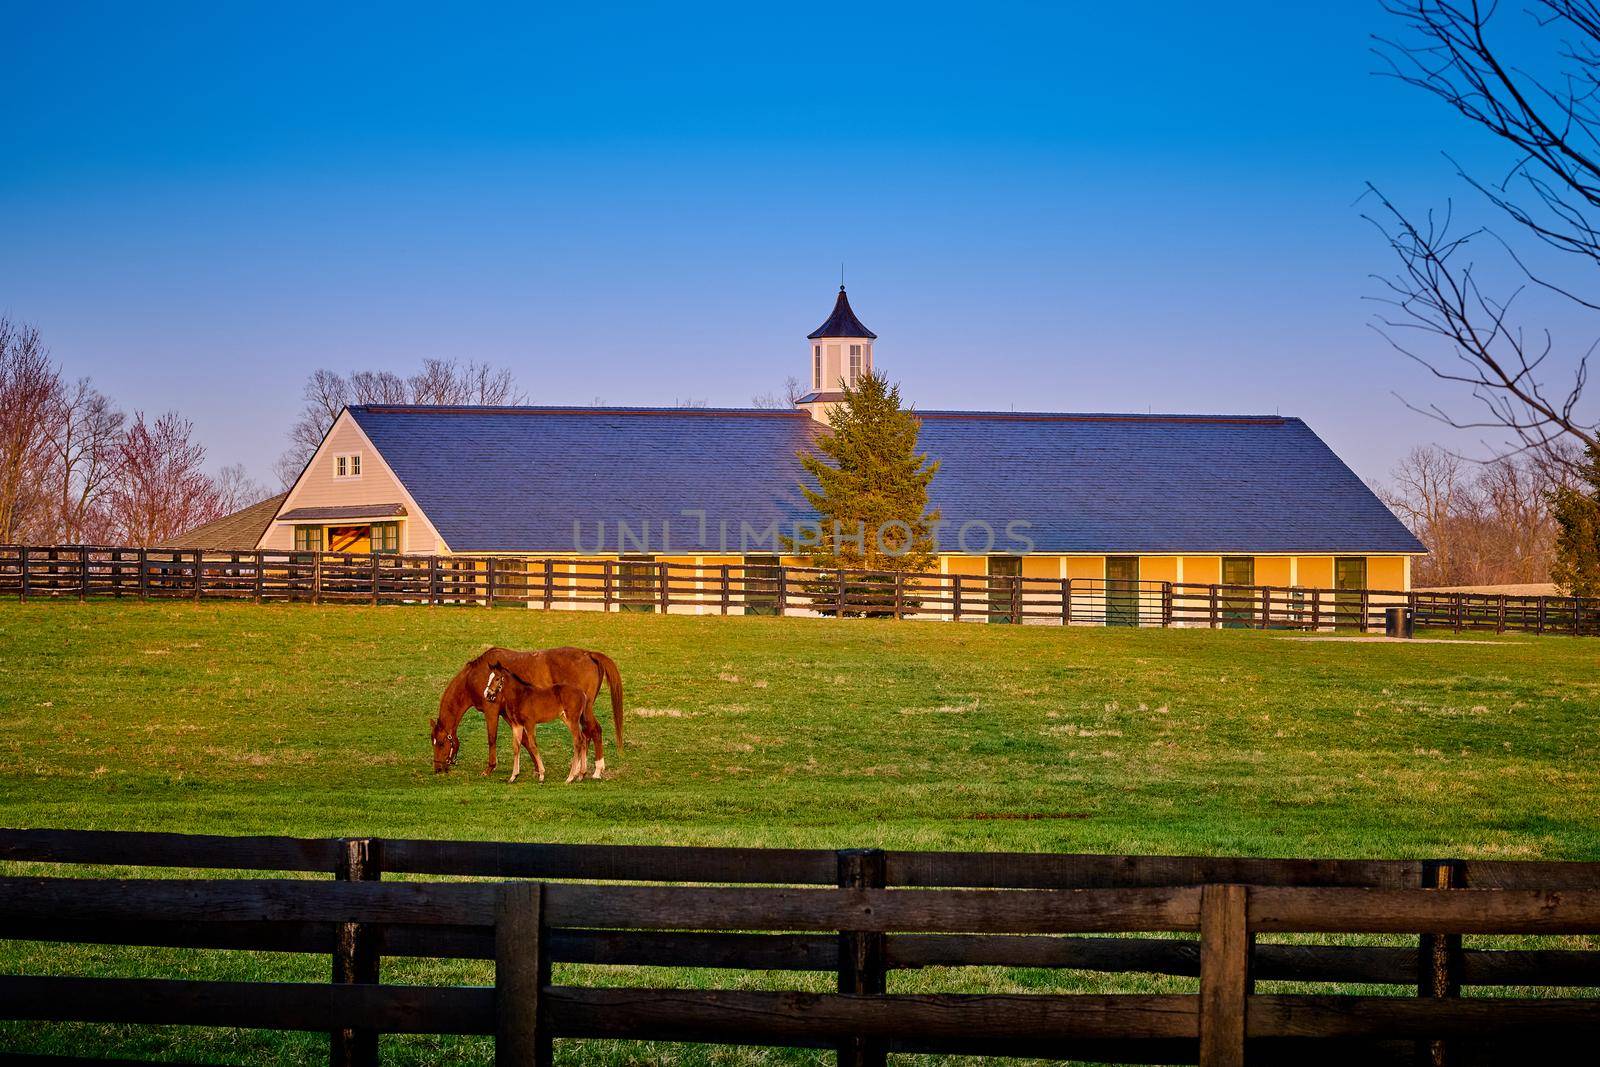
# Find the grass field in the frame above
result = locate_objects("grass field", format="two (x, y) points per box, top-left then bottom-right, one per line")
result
(2, 601), (1598, 1064)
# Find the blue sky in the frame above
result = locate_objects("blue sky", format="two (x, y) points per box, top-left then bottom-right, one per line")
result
(2, 1), (1581, 485)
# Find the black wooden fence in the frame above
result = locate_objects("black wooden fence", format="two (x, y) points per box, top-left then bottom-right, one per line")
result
(2, 544), (1596, 636)
(2, 829), (1600, 1065)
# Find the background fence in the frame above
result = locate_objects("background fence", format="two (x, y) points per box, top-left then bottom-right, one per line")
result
(2, 829), (1599, 1065)
(2, 544), (1597, 636)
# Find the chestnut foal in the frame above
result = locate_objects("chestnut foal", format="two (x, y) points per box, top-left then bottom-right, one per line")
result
(487, 662), (598, 784)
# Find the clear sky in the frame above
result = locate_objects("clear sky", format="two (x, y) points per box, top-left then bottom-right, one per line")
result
(2, 1), (1580, 486)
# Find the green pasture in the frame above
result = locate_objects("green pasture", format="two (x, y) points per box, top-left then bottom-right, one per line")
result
(1, 601), (1597, 1064)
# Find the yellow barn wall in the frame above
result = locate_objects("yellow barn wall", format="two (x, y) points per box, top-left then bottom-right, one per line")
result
(1066, 557), (1106, 581)
(1298, 557), (1334, 588)
(1182, 557), (1221, 585)
(1254, 557), (1292, 587)
(1139, 557), (1179, 583)
(942, 555), (987, 576)
(1368, 557), (1407, 591)
(1021, 556), (1060, 579)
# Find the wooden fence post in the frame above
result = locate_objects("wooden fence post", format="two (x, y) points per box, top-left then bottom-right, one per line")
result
(836, 571), (847, 618)
(192, 551), (203, 602)
(371, 554), (381, 607)
(1418, 860), (1464, 1067)
(658, 562), (669, 613)
(254, 552), (264, 604)
(1162, 581), (1173, 627)
(776, 566), (788, 617)
(331, 838), (382, 1067)
(1010, 576), (1021, 624)
(78, 546), (90, 601)
(542, 560), (554, 611)
(486, 557), (497, 610)
(17, 546), (28, 602)
(1209, 584), (1218, 628)
(1258, 586), (1270, 630)
(136, 548), (148, 601)
(496, 881), (550, 1067)
(952, 574), (963, 621)
(312, 553), (324, 606)
(721, 564), (731, 615)
(1198, 883), (1249, 1067)
(837, 848), (887, 1067)
(1060, 578), (1071, 626)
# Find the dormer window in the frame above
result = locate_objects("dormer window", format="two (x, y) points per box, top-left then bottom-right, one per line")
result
(334, 453), (362, 479)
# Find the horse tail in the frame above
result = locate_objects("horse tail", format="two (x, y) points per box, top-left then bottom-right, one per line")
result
(589, 651), (624, 752)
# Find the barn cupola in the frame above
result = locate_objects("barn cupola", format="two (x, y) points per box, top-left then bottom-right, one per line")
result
(797, 285), (877, 424)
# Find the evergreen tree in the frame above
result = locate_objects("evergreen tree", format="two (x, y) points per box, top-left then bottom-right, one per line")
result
(1551, 442), (1600, 597)
(785, 371), (940, 577)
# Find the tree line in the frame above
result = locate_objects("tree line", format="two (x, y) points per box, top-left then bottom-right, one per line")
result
(0, 317), (270, 546)
(0, 317), (534, 548)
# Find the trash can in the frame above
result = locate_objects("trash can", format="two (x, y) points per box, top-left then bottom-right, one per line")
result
(1384, 605), (1413, 638)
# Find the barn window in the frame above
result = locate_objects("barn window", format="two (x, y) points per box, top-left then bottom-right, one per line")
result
(294, 525), (323, 552)
(372, 522), (400, 553)
(813, 346), (822, 389)
(334, 453), (362, 479)
(849, 345), (863, 382)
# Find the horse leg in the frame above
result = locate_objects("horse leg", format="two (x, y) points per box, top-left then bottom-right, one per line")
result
(564, 713), (586, 783)
(482, 707), (500, 776)
(525, 725), (546, 783)
(583, 703), (605, 779)
(507, 723), (523, 784)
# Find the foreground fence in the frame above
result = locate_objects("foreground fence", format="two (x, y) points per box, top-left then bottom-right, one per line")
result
(3, 829), (1600, 1064)
(2, 544), (1597, 636)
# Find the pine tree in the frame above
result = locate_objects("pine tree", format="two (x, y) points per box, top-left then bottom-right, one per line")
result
(1551, 442), (1600, 597)
(785, 371), (940, 578)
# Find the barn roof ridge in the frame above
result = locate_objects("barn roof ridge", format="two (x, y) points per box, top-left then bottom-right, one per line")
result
(348, 403), (1291, 425)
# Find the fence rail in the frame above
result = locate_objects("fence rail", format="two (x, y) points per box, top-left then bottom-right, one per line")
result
(1, 544), (1596, 636)
(2, 829), (1600, 1065)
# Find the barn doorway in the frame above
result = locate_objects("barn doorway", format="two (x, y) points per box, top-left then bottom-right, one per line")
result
(1106, 556), (1140, 626)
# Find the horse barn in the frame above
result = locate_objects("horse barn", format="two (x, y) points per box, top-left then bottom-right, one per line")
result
(246, 287), (1424, 623)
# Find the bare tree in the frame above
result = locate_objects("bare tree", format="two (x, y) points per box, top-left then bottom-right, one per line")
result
(408, 358), (524, 406)
(276, 360), (526, 485)
(110, 412), (224, 546)
(1380, 443), (1560, 585)
(751, 376), (804, 409)
(213, 463), (274, 514)
(0, 317), (60, 542)
(348, 369), (408, 405)
(43, 378), (125, 543)
(1380, 446), (1471, 583)
(1371, 1), (1600, 472)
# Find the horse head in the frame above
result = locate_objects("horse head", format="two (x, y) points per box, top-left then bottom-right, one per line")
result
(483, 664), (507, 704)
(429, 715), (460, 773)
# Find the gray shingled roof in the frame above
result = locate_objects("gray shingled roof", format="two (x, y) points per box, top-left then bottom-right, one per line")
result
(162, 493), (288, 551)
(346, 405), (1423, 556)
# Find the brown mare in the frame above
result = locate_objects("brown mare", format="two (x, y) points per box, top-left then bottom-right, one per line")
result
(430, 646), (624, 777)
(488, 666), (594, 783)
